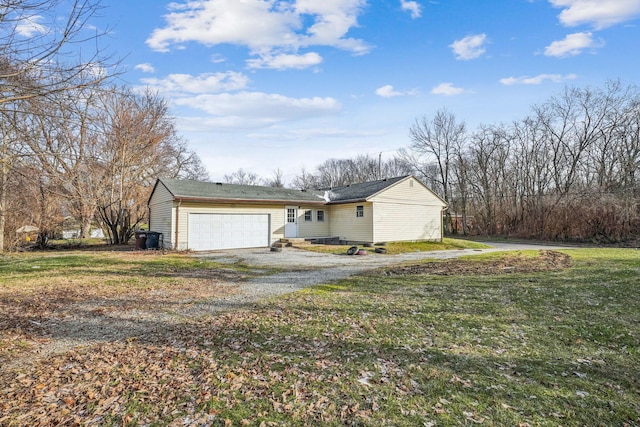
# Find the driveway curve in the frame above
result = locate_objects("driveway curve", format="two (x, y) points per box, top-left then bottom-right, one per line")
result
(193, 241), (577, 307)
(4, 241), (578, 369)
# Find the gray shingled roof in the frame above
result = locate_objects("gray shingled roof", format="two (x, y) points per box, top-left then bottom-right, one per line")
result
(156, 175), (411, 204)
(319, 175), (409, 203)
(158, 178), (326, 203)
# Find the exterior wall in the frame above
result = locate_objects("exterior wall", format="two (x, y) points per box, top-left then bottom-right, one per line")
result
(148, 182), (175, 248)
(327, 202), (374, 242)
(297, 206), (330, 238)
(148, 175), (446, 249)
(174, 202), (287, 250)
(369, 177), (446, 242)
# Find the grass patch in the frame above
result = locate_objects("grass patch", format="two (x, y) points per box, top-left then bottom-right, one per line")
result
(1, 248), (638, 426)
(0, 251), (233, 283)
(300, 237), (490, 255)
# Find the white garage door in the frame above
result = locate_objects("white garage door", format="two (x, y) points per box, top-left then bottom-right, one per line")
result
(188, 213), (270, 251)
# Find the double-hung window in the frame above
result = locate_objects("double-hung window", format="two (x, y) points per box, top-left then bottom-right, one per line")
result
(304, 210), (313, 222)
(356, 205), (364, 218)
(317, 210), (325, 222)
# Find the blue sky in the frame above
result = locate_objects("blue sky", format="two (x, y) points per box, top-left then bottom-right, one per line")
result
(91, 1), (640, 182)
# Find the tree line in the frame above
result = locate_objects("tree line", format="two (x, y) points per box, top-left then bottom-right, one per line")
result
(2, 3), (637, 249)
(241, 80), (640, 244)
(0, 1), (207, 251)
(407, 80), (640, 243)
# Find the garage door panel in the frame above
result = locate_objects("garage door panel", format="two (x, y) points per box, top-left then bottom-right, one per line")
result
(188, 213), (270, 250)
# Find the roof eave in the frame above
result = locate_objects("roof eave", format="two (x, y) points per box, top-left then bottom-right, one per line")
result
(174, 196), (327, 205)
(327, 198), (368, 205)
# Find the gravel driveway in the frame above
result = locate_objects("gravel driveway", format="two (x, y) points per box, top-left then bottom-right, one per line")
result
(6, 242), (576, 369)
(193, 241), (577, 307)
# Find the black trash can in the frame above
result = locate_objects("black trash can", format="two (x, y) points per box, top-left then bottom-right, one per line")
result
(134, 231), (147, 250)
(145, 231), (160, 250)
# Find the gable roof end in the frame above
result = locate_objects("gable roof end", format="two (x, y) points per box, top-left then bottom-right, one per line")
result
(320, 175), (409, 203)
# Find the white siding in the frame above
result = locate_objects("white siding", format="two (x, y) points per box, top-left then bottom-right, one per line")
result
(297, 206), (330, 238)
(148, 175), (446, 249)
(175, 202), (286, 250)
(148, 182), (175, 248)
(188, 213), (269, 250)
(327, 202), (373, 242)
(369, 177), (446, 242)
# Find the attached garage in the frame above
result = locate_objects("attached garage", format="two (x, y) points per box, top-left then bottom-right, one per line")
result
(148, 176), (446, 251)
(188, 213), (270, 251)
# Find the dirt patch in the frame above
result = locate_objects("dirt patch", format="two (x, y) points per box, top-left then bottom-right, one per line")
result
(382, 250), (572, 276)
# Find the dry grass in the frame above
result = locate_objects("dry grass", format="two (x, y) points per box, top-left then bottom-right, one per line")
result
(1, 248), (638, 426)
(0, 251), (244, 363)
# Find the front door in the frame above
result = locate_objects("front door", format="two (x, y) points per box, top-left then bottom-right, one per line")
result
(284, 207), (298, 238)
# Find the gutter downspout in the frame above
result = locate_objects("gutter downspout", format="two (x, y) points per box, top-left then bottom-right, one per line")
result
(175, 199), (182, 250)
(441, 205), (448, 242)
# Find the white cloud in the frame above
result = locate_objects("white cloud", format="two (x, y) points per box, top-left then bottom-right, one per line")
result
(431, 82), (464, 96)
(375, 84), (418, 98)
(134, 63), (155, 73)
(141, 72), (250, 95)
(544, 32), (603, 57)
(147, 0), (297, 52)
(450, 33), (488, 60)
(250, 127), (385, 141)
(500, 73), (578, 85)
(400, 0), (422, 19)
(16, 15), (46, 37)
(550, 0), (640, 29)
(247, 52), (323, 70)
(295, 0), (370, 54)
(147, 0), (370, 68)
(174, 92), (341, 128)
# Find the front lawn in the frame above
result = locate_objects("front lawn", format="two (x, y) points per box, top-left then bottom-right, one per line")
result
(0, 248), (638, 426)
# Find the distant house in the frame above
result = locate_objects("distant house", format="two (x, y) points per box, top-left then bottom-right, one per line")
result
(148, 175), (447, 251)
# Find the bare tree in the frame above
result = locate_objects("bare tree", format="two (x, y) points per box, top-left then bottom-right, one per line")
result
(223, 168), (264, 185)
(92, 87), (184, 244)
(0, 0), (116, 251)
(407, 109), (467, 232)
(0, 107), (30, 250)
(291, 167), (319, 190)
(267, 168), (285, 188)
(160, 139), (210, 181)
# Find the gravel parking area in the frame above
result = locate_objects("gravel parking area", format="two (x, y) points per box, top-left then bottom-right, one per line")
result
(192, 241), (578, 306)
(3, 242), (579, 369)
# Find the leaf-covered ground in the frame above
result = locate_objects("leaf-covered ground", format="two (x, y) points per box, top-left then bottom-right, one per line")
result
(1, 249), (639, 426)
(383, 250), (572, 276)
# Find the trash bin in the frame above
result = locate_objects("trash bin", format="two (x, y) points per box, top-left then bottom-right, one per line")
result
(134, 231), (147, 250)
(145, 231), (161, 250)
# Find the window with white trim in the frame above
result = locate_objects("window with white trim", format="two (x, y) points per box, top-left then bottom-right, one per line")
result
(304, 210), (312, 222)
(317, 210), (325, 222)
(287, 208), (296, 223)
(356, 205), (364, 218)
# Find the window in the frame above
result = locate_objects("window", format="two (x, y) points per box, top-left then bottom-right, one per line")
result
(317, 210), (325, 222)
(287, 208), (296, 223)
(304, 210), (312, 222)
(356, 205), (364, 218)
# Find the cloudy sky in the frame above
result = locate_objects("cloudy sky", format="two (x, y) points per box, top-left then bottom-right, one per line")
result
(95, 0), (640, 182)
